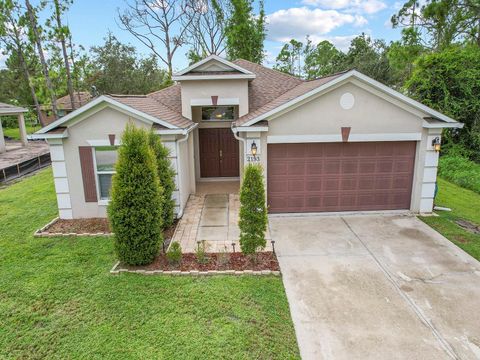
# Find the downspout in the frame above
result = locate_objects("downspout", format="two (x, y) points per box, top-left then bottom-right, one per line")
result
(232, 124), (247, 181)
(175, 124), (198, 218)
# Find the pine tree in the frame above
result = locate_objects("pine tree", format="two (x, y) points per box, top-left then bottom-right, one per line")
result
(224, 0), (266, 63)
(108, 124), (164, 265)
(238, 164), (268, 254)
(148, 131), (176, 228)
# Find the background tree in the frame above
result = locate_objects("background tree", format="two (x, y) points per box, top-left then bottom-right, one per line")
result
(405, 45), (480, 160)
(341, 33), (392, 85)
(0, 0), (43, 123)
(47, 0), (75, 109)
(108, 124), (164, 266)
(183, 0), (227, 59)
(224, 0), (266, 63)
(304, 39), (346, 79)
(118, 0), (193, 77)
(25, 0), (59, 119)
(392, 0), (480, 50)
(88, 33), (170, 94)
(148, 132), (176, 228)
(238, 164), (268, 255)
(273, 38), (304, 77)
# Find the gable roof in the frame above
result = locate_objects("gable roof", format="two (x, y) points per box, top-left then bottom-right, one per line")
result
(234, 69), (462, 128)
(35, 95), (194, 135)
(172, 55), (256, 80)
(35, 58), (462, 137)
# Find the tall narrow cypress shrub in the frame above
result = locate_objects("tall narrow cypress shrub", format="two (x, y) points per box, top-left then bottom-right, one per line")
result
(239, 163), (268, 254)
(148, 132), (176, 228)
(108, 124), (164, 265)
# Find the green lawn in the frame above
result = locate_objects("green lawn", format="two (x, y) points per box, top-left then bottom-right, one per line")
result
(420, 178), (480, 261)
(0, 169), (299, 359)
(3, 125), (41, 140)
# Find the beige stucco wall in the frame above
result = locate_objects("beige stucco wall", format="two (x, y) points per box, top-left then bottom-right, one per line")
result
(179, 79), (249, 119)
(267, 81), (424, 136)
(249, 80), (434, 213)
(62, 106), (150, 218)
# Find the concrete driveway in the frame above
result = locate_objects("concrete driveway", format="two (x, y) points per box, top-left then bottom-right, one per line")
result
(269, 214), (480, 360)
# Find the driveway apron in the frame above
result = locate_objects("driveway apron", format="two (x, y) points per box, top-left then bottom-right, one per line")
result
(270, 214), (480, 360)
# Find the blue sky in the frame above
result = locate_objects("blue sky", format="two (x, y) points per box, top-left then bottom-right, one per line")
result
(1, 0), (403, 71)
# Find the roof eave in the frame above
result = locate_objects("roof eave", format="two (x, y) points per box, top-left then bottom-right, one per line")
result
(172, 74), (256, 81)
(36, 95), (180, 134)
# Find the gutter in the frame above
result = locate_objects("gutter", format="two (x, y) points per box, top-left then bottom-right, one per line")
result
(174, 123), (198, 218)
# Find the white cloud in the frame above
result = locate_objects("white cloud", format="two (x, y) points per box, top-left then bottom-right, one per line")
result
(307, 34), (358, 52)
(266, 7), (367, 43)
(302, 0), (387, 14)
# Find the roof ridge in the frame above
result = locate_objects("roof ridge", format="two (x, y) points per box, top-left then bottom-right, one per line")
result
(304, 69), (352, 82)
(147, 83), (180, 96)
(108, 94), (148, 98)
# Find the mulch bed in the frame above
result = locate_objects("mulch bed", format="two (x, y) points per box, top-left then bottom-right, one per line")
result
(120, 251), (280, 272)
(38, 218), (178, 241)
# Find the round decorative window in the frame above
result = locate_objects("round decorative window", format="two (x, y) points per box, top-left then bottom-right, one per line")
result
(340, 92), (355, 110)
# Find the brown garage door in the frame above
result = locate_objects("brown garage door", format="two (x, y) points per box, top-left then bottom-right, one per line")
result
(267, 142), (416, 213)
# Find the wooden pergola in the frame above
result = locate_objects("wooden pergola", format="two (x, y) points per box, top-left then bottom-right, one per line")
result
(0, 102), (28, 153)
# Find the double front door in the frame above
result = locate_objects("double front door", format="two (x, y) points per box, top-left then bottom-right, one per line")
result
(199, 128), (239, 178)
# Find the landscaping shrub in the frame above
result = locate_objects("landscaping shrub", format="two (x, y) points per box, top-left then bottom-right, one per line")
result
(239, 164), (268, 255)
(148, 132), (176, 228)
(167, 241), (182, 265)
(439, 154), (480, 194)
(195, 240), (209, 264)
(108, 123), (164, 265)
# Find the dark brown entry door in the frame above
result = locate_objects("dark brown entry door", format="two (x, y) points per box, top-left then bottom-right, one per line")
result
(267, 142), (416, 213)
(199, 128), (239, 177)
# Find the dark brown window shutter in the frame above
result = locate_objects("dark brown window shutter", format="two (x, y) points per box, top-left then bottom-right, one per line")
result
(79, 146), (98, 202)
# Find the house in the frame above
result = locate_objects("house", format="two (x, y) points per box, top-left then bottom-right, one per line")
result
(40, 91), (92, 125)
(32, 55), (462, 220)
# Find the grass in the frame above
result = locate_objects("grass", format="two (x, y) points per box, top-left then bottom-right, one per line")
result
(439, 154), (480, 194)
(420, 178), (480, 261)
(3, 125), (41, 140)
(0, 169), (299, 359)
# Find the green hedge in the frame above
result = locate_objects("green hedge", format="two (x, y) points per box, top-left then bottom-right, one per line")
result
(239, 164), (268, 255)
(108, 124), (164, 265)
(438, 155), (480, 194)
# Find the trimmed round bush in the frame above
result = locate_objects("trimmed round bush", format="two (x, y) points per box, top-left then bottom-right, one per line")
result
(108, 123), (164, 265)
(239, 163), (268, 255)
(148, 131), (176, 228)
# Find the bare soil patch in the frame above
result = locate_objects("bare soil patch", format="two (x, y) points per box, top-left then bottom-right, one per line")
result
(121, 251), (280, 272)
(47, 218), (111, 234)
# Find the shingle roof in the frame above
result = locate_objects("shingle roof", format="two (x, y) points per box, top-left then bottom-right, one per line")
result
(0, 102), (28, 114)
(107, 94), (193, 129)
(233, 71), (346, 126)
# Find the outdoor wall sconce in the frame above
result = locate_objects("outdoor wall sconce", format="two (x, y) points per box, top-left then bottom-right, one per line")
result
(251, 141), (258, 156)
(432, 137), (441, 152)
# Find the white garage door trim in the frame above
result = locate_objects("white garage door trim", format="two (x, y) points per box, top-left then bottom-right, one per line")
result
(267, 133), (422, 144)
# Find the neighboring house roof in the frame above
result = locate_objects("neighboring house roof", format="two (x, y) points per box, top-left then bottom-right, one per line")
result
(0, 102), (28, 115)
(42, 91), (92, 111)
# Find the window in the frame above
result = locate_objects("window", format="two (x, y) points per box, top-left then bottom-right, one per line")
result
(94, 146), (118, 200)
(201, 106), (236, 121)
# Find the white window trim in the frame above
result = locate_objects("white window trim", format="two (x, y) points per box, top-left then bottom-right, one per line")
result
(201, 105), (237, 122)
(92, 147), (117, 204)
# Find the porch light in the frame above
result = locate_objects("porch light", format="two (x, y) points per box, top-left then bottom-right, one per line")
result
(251, 141), (258, 156)
(432, 137), (441, 152)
